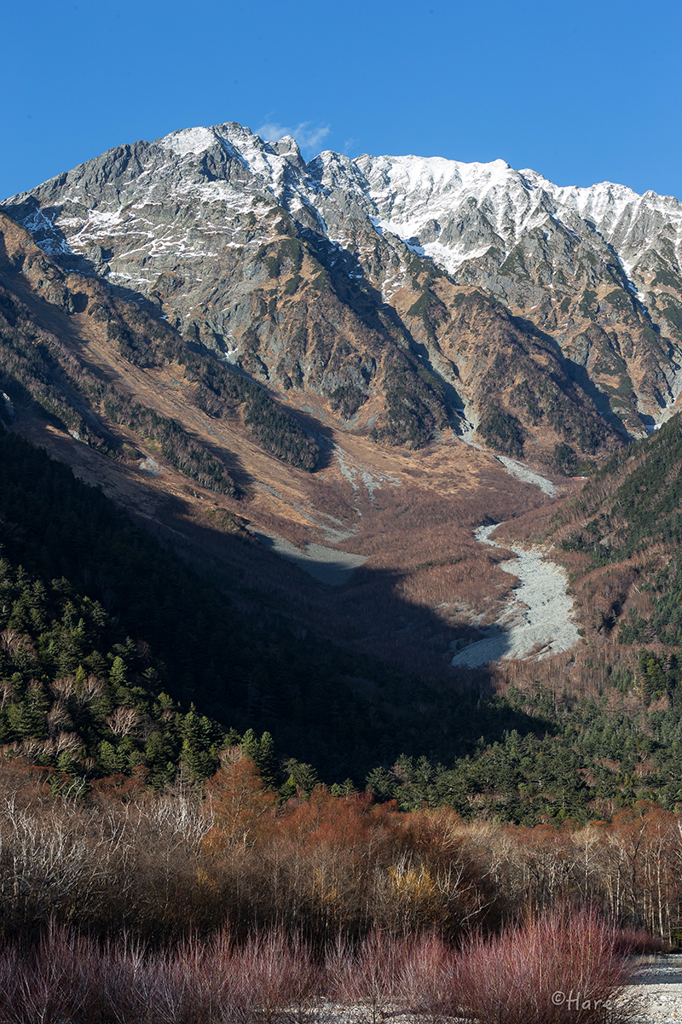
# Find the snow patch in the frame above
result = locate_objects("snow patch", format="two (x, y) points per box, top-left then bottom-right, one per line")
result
(158, 126), (217, 157)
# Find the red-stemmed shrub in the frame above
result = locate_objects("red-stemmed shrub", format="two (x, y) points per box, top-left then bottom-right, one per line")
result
(449, 906), (638, 1024)
(231, 928), (321, 1024)
(612, 925), (667, 956)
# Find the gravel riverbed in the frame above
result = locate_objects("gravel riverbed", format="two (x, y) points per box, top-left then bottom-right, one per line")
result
(451, 523), (581, 667)
(627, 955), (682, 1021)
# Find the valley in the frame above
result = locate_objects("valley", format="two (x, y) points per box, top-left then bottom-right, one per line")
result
(1, 122), (682, 826)
(5, 0), (682, 1004)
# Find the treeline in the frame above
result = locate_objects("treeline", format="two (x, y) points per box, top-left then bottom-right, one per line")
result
(7, 417), (682, 821)
(365, 671), (682, 823)
(0, 429), (391, 782)
(1, 428), (554, 795)
(6, 426), (682, 819)
(564, 413), (682, 562)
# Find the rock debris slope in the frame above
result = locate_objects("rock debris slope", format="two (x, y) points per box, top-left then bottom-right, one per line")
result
(4, 121), (682, 462)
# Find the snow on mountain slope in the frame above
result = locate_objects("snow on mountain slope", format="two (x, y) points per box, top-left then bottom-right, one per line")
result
(6, 120), (682, 303)
(349, 152), (682, 290)
(3, 120), (682, 448)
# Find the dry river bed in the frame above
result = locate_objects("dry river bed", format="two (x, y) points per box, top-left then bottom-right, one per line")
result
(628, 954), (682, 1021)
(450, 523), (581, 667)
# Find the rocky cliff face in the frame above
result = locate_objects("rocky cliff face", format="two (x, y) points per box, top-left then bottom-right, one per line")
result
(4, 122), (682, 462)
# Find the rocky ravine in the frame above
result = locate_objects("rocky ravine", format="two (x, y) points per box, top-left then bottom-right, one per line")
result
(3, 121), (682, 463)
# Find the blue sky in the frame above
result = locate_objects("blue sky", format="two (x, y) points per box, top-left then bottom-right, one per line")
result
(2, 0), (681, 201)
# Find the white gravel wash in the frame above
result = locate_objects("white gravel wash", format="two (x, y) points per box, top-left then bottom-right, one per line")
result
(495, 455), (558, 496)
(451, 524), (581, 667)
(627, 954), (682, 1021)
(249, 528), (367, 586)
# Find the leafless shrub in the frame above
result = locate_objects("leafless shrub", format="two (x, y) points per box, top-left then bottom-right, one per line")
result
(233, 929), (321, 1024)
(393, 933), (455, 1022)
(0, 794), (129, 932)
(0, 923), (91, 1024)
(449, 906), (638, 1024)
(325, 931), (401, 1024)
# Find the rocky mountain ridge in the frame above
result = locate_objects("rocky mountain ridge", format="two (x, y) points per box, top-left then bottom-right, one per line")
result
(3, 121), (682, 462)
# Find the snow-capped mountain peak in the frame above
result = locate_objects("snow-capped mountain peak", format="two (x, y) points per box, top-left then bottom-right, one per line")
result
(3, 119), (682, 450)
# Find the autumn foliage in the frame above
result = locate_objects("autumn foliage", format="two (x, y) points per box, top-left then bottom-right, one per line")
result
(0, 753), (675, 953)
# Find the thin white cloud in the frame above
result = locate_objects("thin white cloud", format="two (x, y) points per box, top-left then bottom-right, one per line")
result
(255, 120), (330, 155)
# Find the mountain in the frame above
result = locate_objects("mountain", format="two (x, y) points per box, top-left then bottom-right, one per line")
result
(0, 199), (557, 693)
(5, 120), (682, 819)
(5, 122), (681, 464)
(553, 412), (682, 647)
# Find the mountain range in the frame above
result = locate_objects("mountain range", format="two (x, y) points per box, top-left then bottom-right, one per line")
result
(4, 122), (682, 463)
(2, 122), (682, 814)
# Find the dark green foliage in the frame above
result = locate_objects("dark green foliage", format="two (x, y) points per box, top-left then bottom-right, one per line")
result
(327, 383), (366, 419)
(0, 273), (319, 476)
(604, 289), (636, 315)
(277, 238), (303, 271)
(553, 442), (594, 476)
(565, 414), (682, 563)
(265, 256), (279, 278)
(406, 289), (447, 344)
(478, 407), (525, 458)
(579, 289), (597, 317)
(283, 275), (302, 295)
(0, 420), (338, 769)
(563, 413), (682, 646)
(99, 299), (320, 472)
(5, 425), (682, 820)
(7, 372), (682, 822)
(417, 366), (445, 398)
(140, 358), (316, 474)
(243, 387), (318, 470)
(618, 557), (682, 647)
(0, 430), (524, 787)
(311, 269), (331, 292)
(554, 442), (578, 475)
(365, 676), (682, 823)
(106, 394), (239, 495)
(652, 267), (682, 290)
(0, 283), (239, 494)
(662, 302), (682, 338)
(0, 289), (109, 452)
(371, 360), (449, 448)
(499, 247), (530, 280)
